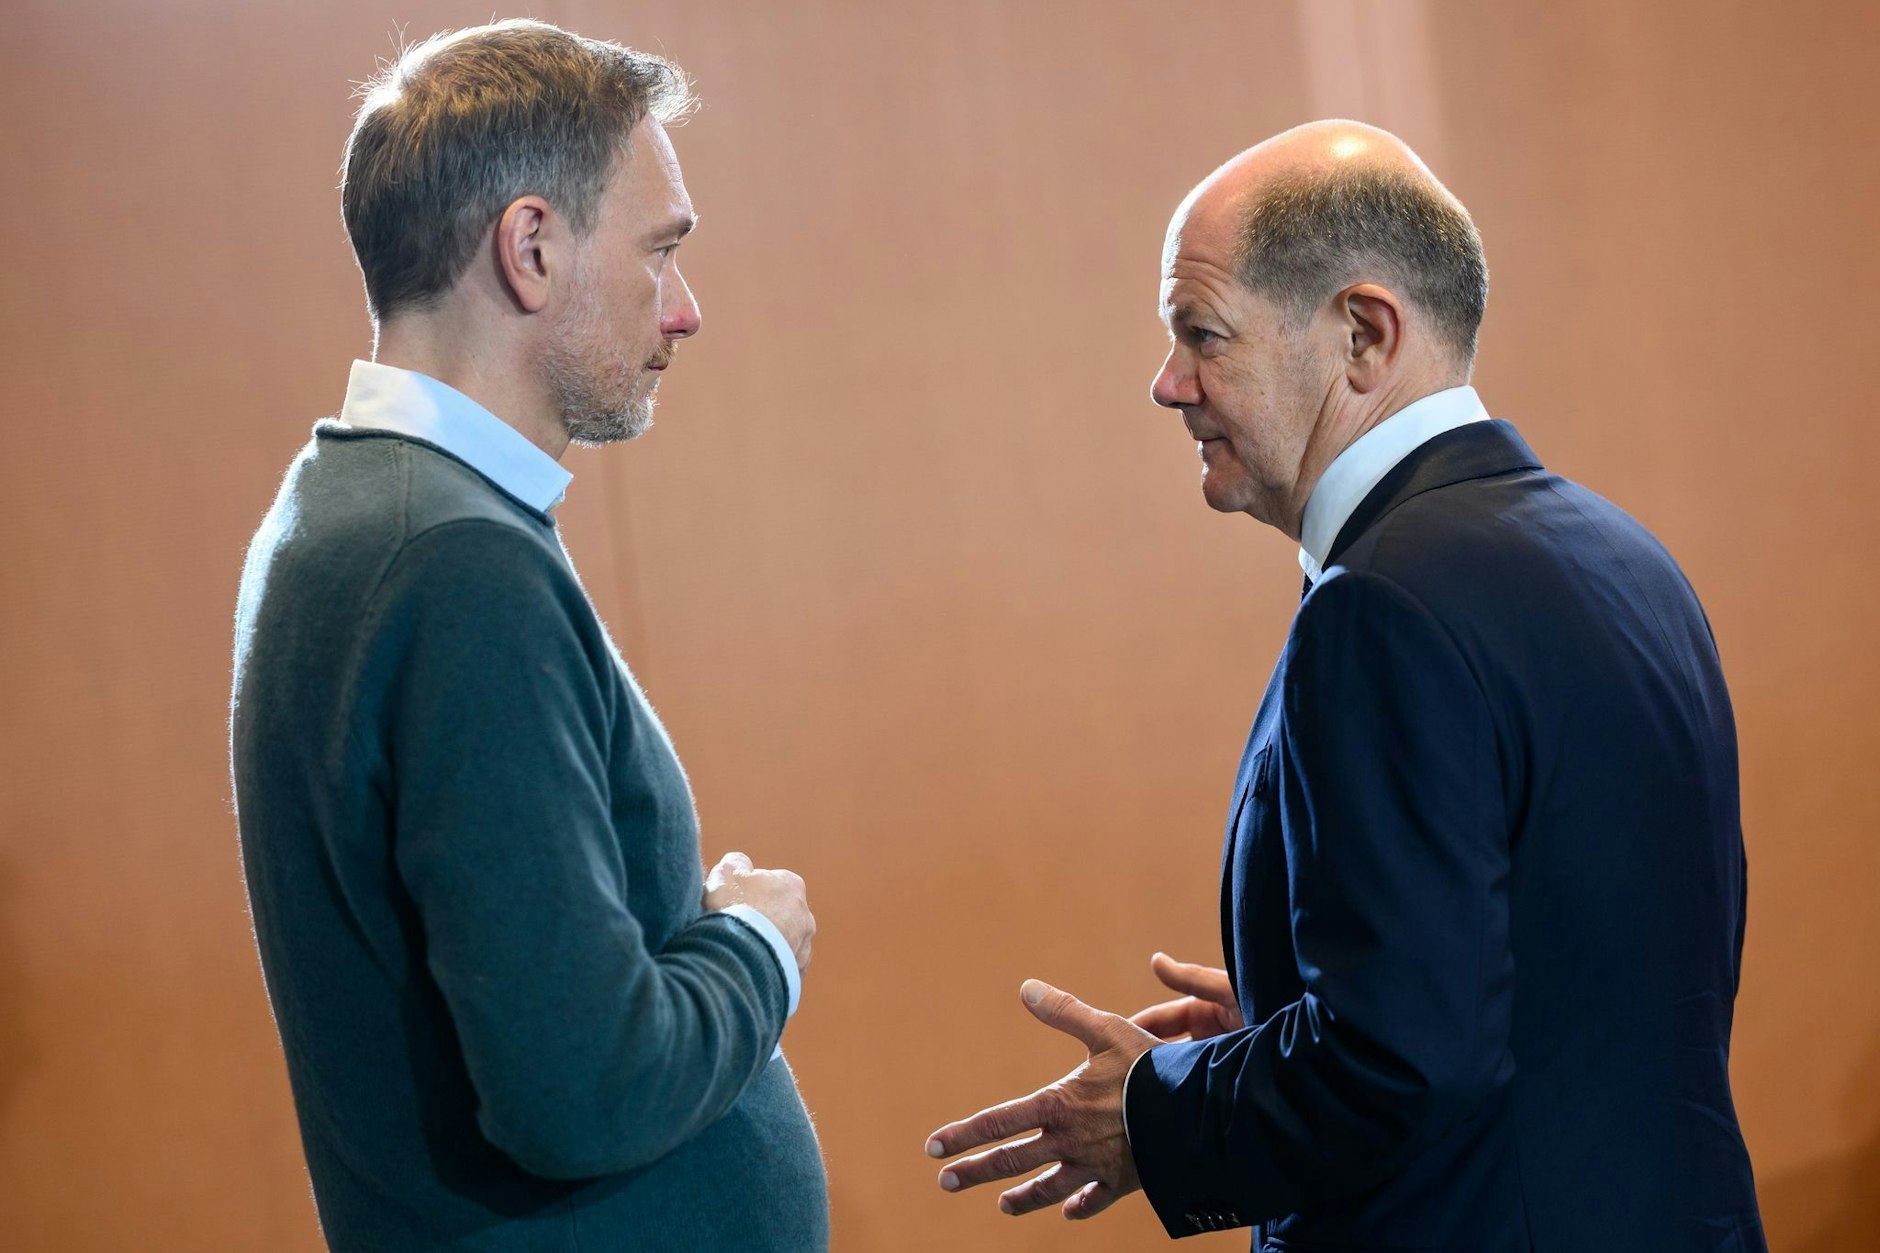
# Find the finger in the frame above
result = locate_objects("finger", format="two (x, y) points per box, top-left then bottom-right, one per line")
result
(927, 1090), (1050, 1158)
(1150, 952), (1233, 1003)
(1019, 980), (1115, 1052)
(707, 852), (753, 882)
(1064, 1180), (1122, 1221)
(936, 1132), (1055, 1193)
(998, 1163), (1096, 1216)
(1128, 996), (1198, 1040)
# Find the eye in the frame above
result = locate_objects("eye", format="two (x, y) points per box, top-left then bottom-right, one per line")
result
(1187, 326), (1221, 347)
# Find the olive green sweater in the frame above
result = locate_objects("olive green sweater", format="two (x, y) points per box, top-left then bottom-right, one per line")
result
(231, 424), (827, 1251)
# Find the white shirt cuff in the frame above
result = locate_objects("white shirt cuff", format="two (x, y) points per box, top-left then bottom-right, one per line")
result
(1121, 1044), (1155, 1153)
(719, 904), (801, 1017)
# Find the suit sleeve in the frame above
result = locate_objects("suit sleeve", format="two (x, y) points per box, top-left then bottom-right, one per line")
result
(367, 520), (789, 1180)
(1125, 569), (1513, 1236)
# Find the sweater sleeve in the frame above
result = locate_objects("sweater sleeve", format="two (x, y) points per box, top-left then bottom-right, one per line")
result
(365, 519), (789, 1180)
(1125, 568), (1513, 1235)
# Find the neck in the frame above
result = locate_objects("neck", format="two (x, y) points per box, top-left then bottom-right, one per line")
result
(1275, 372), (1457, 539)
(373, 310), (570, 460)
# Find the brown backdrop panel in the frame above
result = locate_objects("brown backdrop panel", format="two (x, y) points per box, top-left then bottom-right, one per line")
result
(0, 1), (1874, 1250)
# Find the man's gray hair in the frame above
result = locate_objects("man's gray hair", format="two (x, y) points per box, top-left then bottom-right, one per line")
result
(342, 20), (695, 322)
(1235, 165), (1488, 364)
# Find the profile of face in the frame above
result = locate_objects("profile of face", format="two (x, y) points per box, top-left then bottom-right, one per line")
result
(1150, 202), (1330, 532)
(545, 118), (702, 447)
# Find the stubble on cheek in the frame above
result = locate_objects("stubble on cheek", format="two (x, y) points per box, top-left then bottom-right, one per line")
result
(545, 304), (658, 445)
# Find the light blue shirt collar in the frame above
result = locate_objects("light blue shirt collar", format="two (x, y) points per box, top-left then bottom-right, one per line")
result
(338, 360), (573, 513)
(1298, 385), (1491, 583)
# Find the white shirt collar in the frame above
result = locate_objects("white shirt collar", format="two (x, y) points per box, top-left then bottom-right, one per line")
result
(337, 359), (572, 513)
(1300, 385), (1488, 579)
(1298, 385), (1491, 583)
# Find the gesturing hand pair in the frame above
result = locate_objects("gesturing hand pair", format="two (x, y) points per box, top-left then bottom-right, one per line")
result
(926, 953), (1242, 1223)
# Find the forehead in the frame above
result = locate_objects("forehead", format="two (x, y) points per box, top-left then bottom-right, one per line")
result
(1159, 196), (1244, 314)
(603, 119), (693, 225)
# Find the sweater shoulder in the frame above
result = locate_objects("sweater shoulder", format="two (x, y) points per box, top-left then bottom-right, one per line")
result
(315, 425), (553, 537)
(240, 429), (572, 650)
(280, 428), (562, 577)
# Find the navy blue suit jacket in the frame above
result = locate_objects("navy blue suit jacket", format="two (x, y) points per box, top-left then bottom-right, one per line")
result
(1123, 421), (1764, 1252)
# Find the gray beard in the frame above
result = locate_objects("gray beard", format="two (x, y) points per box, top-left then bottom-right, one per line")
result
(548, 361), (657, 448)
(563, 391), (655, 447)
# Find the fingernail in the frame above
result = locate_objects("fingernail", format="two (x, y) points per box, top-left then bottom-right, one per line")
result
(999, 1197), (1016, 1215)
(925, 1137), (945, 1158)
(1021, 980), (1045, 1005)
(939, 1171), (959, 1191)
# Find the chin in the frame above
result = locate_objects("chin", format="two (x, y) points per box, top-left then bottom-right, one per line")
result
(564, 393), (656, 447)
(568, 416), (652, 448)
(1199, 472), (1248, 515)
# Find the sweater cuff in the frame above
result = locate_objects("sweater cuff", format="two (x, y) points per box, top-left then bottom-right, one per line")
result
(718, 904), (801, 1018)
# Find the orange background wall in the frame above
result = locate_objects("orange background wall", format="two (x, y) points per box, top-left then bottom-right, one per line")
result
(2, 2), (1875, 1249)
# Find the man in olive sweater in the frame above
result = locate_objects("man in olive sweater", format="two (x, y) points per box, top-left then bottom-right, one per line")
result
(229, 22), (827, 1250)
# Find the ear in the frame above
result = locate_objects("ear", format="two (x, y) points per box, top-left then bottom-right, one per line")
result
(1337, 283), (1405, 394)
(492, 195), (557, 315)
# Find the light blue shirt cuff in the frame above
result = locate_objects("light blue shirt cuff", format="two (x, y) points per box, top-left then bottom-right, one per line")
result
(719, 903), (801, 1018)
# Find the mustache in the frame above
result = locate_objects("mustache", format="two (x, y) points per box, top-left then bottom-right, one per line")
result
(647, 346), (676, 370)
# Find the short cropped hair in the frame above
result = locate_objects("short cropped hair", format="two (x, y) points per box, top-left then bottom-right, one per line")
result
(341, 20), (695, 321)
(1234, 165), (1488, 364)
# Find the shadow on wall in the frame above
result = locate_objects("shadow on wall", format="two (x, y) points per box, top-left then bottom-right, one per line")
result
(1757, 1028), (1880, 1252)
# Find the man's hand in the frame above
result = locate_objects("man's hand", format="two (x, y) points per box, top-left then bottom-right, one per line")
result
(926, 981), (1158, 1221)
(1128, 952), (1242, 1042)
(703, 851), (815, 972)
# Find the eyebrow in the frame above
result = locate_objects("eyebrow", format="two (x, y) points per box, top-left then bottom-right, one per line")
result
(650, 214), (697, 245)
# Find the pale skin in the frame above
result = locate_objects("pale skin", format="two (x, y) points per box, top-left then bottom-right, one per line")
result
(369, 118), (814, 971)
(928, 120), (1474, 1220)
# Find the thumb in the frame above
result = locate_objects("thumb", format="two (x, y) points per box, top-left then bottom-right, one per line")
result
(1020, 980), (1112, 1051)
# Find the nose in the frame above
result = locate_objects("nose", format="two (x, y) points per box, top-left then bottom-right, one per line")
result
(661, 262), (701, 339)
(1151, 347), (1201, 409)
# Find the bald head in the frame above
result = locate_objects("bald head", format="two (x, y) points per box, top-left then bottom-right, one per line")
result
(1170, 120), (1487, 366)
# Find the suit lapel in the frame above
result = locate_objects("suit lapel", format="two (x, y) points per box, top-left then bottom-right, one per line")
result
(1219, 658), (1286, 998)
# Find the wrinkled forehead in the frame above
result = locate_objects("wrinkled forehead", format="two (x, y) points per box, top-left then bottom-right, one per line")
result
(1166, 170), (1247, 257)
(1159, 188), (1240, 305)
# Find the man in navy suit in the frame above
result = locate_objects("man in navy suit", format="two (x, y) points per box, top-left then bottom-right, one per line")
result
(928, 120), (1765, 1251)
